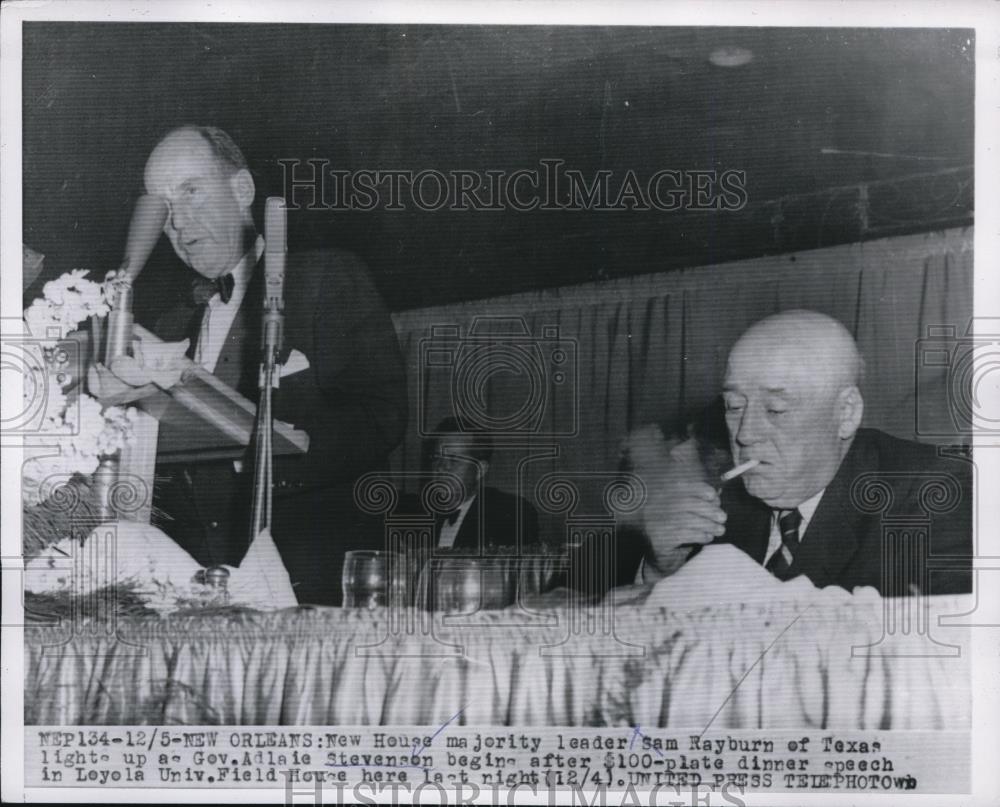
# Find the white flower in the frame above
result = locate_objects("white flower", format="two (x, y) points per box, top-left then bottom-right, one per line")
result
(39, 372), (69, 427)
(23, 299), (59, 342)
(22, 383), (136, 507)
(42, 278), (66, 306)
(23, 269), (110, 343)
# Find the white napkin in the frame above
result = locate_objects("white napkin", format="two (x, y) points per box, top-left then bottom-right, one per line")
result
(280, 349), (310, 378)
(226, 528), (298, 608)
(643, 543), (879, 611)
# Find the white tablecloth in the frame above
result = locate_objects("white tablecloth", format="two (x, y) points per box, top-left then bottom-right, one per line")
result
(25, 594), (971, 728)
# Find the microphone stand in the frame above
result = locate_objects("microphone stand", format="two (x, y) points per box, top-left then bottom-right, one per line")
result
(95, 277), (134, 523)
(248, 305), (281, 540)
(248, 198), (287, 545)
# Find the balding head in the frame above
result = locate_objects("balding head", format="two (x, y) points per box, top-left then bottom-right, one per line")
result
(722, 310), (864, 508)
(731, 310), (863, 391)
(143, 126), (255, 279)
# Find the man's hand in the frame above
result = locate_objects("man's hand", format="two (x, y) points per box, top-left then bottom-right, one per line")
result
(639, 438), (727, 573)
(86, 338), (191, 405)
(87, 362), (158, 406)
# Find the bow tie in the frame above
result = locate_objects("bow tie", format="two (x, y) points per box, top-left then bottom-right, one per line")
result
(192, 272), (235, 306)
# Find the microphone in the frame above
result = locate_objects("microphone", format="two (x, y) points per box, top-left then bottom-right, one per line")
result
(261, 197), (286, 361)
(105, 195), (168, 363)
(120, 195), (169, 283)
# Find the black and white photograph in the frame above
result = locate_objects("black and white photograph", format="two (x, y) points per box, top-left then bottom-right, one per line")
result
(1, 1), (998, 805)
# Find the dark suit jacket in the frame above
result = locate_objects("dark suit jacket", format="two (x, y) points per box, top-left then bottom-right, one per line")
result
(445, 486), (540, 552)
(151, 248), (407, 605)
(399, 486), (540, 552)
(718, 428), (972, 595)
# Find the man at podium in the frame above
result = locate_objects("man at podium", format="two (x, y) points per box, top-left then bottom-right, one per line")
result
(116, 125), (406, 606)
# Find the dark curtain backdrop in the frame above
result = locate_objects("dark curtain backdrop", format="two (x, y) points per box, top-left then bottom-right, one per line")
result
(388, 227), (973, 546)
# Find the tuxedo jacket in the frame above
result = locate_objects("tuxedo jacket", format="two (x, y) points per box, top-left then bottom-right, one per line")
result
(717, 428), (973, 595)
(150, 248), (407, 604)
(446, 487), (540, 551)
(400, 486), (540, 552)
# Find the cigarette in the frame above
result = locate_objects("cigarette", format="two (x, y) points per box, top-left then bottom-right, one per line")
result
(720, 459), (761, 482)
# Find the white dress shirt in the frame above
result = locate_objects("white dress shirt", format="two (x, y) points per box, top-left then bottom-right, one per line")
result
(194, 236), (264, 372)
(762, 488), (825, 566)
(437, 495), (476, 549)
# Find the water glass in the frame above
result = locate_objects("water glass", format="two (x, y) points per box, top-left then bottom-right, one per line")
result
(342, 550), (389, 608)
(421, 558), (516, 613)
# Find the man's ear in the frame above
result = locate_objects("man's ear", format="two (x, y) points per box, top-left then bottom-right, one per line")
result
(836, 385), (864, 439)
(229, 168), (256, 210)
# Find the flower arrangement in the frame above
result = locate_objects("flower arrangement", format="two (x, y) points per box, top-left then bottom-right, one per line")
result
(21, 371), (134, 508)
(22, 269), (110, 345)
(21, 270), (135, 554)
(22, 270), (132, 503)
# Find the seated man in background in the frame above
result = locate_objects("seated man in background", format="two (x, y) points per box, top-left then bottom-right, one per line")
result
(634, 309), (972, 596)
(413, 417), (539, 551)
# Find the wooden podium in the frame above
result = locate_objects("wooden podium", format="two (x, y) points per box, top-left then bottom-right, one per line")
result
(115, 324), (309, 523)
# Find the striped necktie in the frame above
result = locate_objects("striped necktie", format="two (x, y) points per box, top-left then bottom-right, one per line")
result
(765, 508), (802, 580)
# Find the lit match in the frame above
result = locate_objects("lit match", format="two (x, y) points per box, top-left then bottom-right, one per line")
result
(720, 459), (761, 482)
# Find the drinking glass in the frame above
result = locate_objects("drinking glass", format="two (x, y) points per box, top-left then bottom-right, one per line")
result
(387, 549), (422, 609)
(421, 558), (516, 613)
(434, 559), (482, 614)
(342, 550), (389, 608)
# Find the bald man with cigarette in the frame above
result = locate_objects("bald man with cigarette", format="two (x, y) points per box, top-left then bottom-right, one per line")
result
(639, 310), (972, 596)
